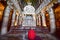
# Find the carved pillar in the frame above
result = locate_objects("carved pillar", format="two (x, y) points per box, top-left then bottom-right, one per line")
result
(36, 14), (40, 26)
(16, 11), (19, 26)
(33, 14), (36, 26)
(47, 8), (56, 33)
(11, 9), (16, 26)
(14, 10), (19, 27)
(41, 12), (46, 27)
(38, 14), (41, 26)
(1, 6), (11, 35)
(36, 15), (38, 26)
(19, 14), (22, 26)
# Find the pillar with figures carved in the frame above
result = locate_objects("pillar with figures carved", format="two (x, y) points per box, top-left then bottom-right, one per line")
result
(1, 6), (11, 35)
(47, 8), (56, 33)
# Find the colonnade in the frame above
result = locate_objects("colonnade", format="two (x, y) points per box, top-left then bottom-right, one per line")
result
(36, 11), (46, 27)
(36, 7), (56, 33)
(1, 0), (22, 35)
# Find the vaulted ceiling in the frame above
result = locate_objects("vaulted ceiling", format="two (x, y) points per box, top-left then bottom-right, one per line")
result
(0, 0), (44, 10)
(18, 0), (44, 10)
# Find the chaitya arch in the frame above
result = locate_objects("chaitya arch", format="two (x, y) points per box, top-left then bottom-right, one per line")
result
(23, 3), (35, 14)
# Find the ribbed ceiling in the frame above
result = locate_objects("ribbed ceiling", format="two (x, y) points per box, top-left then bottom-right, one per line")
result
(18, 0), (44, 10)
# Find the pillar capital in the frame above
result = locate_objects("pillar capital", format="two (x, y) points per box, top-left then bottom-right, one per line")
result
(7, 1), (14, 9)
(41, 11), (46, 17)
(46, 7), (54, 14)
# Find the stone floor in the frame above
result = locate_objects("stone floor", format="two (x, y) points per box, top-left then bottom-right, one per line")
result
(0, 33), (57, 40)
(0, 26), (58, 40)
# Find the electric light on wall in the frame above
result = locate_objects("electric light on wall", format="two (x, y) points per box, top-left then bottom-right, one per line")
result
(46, 14), (49, 16)
(0, 11), (2, 15)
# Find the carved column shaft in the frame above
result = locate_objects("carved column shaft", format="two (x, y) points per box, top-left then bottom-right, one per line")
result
(11, 9), (16, 26)
(1, 6), (11, 35)
(14, 10), (19, 27)
(48, 8), (56, 33)
(41, 12), (46, 26)
(36, 16), (38, 26)
(19, 14), (22, 26)
(38, 14), (41, 26)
